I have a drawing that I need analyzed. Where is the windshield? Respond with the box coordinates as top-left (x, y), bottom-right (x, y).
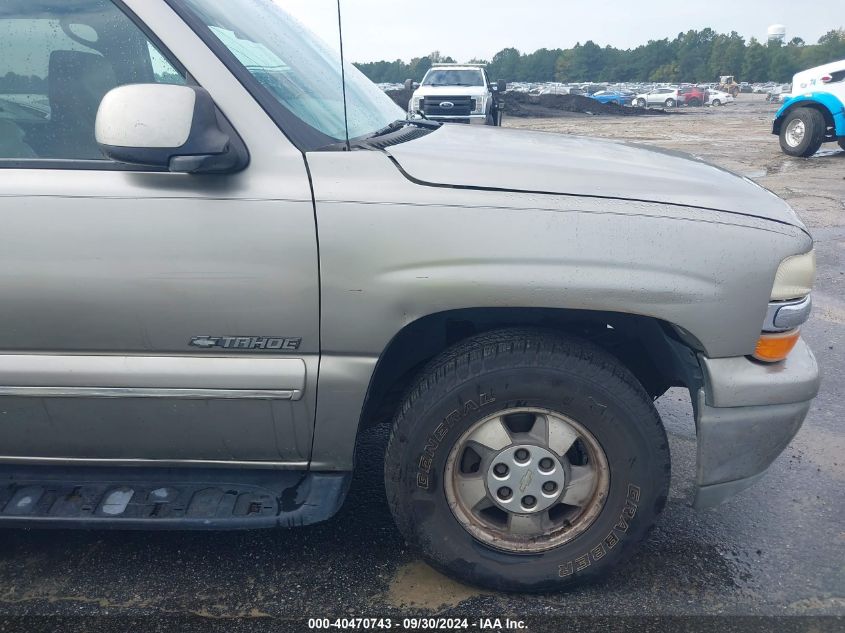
top-left (173, 0), bottom-right (403, 149)
top-left (422, 69), bottom-right (485, 87)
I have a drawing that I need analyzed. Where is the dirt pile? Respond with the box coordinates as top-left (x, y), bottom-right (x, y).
top-left (505, 92), bottom-right (668, 117)
top-left (384, 88), bottom-right (671, 118)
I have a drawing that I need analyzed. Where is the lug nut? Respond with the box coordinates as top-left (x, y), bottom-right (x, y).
top-left (522, 495), bottom-right (537, 508)
top-left (542, 481), bottom-right (558, 494)
top-left (539, 457), bottom-right (554, 472)
top-left (493, 463), bottom-right (509, 477)
top-left (498, 487), bottom-right (513, 500)
top-left (514, 448), bottom-right (530, 462)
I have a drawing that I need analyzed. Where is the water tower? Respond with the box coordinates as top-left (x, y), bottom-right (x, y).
top-left (767, 24), bottom-right (787, 43)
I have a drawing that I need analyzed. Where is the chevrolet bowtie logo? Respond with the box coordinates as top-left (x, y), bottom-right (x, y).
top-left (519, 469), bottom-right (534, 493)
top-left (190, 336), bottom-right (220, 348)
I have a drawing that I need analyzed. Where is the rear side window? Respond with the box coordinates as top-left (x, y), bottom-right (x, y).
top-left (0, 0), bottom-right (184, 162)
top-left (826, 69), bottom-right (845, 84)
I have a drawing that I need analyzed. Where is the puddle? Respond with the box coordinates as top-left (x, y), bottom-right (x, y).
top-left (383, 560), bottom-right (490, 609)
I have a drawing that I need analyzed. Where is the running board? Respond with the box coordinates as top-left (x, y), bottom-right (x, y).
top-left (0, 466), bottom-right (350, 530)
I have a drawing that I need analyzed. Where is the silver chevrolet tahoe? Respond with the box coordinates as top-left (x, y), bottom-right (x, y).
top-left (0, 0), bottom-right (820, 592)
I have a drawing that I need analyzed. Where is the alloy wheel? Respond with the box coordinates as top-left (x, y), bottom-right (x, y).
top-left (444, 407), bottom-right (610, 553)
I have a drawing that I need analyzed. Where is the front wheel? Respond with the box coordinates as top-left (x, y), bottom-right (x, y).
top-left (779, 108), bottom-right (825, 157)
top-left (486, 105), bottom-right (503, 126)
top-left (384, 330), bottom-right (671, 592)
top-left (636, 98), bottom-right (646, 108)
top-left (711, 99), bottom-right (721, 107)
top-left (664, 98), bottom-right (676, 108)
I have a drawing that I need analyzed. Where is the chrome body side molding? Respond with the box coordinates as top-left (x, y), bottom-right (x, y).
top-left (0, 387), bottom-right (301, 400)
top-left (0, 355), bottom-right (305, 400)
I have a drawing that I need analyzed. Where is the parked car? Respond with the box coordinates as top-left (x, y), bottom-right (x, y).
top-left (532, 84), bottom-right (583, 96)
top-left (580, 84), bottom-right (608, 95)
top-left (773, 59), bottom-right (845, 156)
top-left (707, 90), bottom-right (735, 106)
top-left (766, 85), bottom-right (791, 103)
top-left (409, 64), bottom-right (505, 126)
top-left (0, 0), bottom-right (820, 594)
top-left (634, 87), bottom-right (680, 107)
top-left (589, 90), bottom-right (632, 105)
top-left (679, 86), bottom-right (707, 107)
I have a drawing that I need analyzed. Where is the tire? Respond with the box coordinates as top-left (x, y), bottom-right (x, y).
top-left (636, 98), bottom-right (646, 108)
top-left (712, 99), bottom-right (721, 107)
top-left (384, 329), bottom-right (670, 592)
top-left (486, 104), bottom-right (503, 127)
top-left (688, 98), bottom-right (702, 107)
top-left (664, 98), bottom-right (676, 108)
top-left (779, 108), bottom-right (825, 157)
top-left (838, 139), bottom-right (845, 152)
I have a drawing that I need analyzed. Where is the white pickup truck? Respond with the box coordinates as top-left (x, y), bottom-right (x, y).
top-left (408, 63), bottom-right (505, 125)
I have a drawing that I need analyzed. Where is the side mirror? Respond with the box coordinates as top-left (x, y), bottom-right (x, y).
top-left (497, 80), bottom-right (507, 93)
top-left (95, 84), bottom-right (247, 174)
top-left (404, 78), bottom-right (415, 92)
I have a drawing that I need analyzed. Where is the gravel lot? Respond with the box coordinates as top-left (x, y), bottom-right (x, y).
top-left (0, 94), bottom-right (842, 632)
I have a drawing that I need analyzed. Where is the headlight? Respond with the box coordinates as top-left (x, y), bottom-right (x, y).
top-left (753, 250), bottom-right (816, 363)
top-left (473, 96), bottom-right (487, 114)
top-left (410, 97), bottom-right (422, 113)
top-left (771, 250), bottom-right (816, 300)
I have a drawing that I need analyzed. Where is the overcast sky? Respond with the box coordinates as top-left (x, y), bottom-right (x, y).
top-left (279, 0), bottom-right (841, 62)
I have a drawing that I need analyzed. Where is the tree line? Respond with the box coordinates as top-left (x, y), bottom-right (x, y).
top-left (355, 28), bottom-right (845, 84)
top-left (1, 72), bottom-right (47, 93)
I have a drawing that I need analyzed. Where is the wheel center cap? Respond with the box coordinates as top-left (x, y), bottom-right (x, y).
top-left (486, 444), bottom-right (567, 514)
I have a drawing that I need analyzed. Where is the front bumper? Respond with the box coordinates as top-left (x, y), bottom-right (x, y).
top-left (693, 338), bottom-right (820, 508)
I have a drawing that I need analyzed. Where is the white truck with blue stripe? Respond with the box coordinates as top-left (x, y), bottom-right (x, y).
top-left (773, 59), bottom-right (845, 156)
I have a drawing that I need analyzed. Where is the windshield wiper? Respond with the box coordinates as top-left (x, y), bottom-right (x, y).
top-left (367, 118), bottom-right (441, 140)
top-left (369, 119), bottom-right (410, 138)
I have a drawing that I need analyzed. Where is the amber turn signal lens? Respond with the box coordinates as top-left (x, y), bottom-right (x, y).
top-left (753, 330), bottom-right (800, 363)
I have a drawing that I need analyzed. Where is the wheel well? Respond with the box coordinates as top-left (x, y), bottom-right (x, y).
top-left (358, 308), bottom-right (704, 431)
top-left (775, 103), bottom-right (835, 138)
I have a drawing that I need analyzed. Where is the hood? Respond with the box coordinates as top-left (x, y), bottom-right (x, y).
top-left (387, 124), bottom-right (805, 229)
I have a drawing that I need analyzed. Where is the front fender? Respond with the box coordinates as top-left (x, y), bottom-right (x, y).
top-left (305, 150), bottom-right (812, 471)
top-left (773, 92), bottom-right (845, 136)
